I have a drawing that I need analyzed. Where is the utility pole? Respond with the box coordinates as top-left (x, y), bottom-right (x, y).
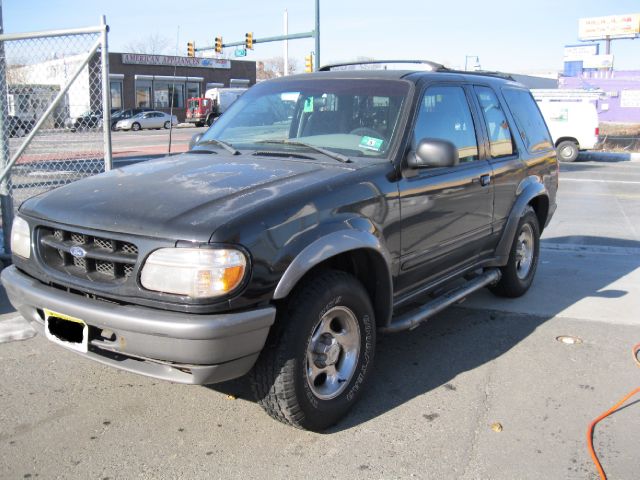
top-left (314, 0), bottom-right (320, 70)
top-left (284, 9), bottom-right (288, 76)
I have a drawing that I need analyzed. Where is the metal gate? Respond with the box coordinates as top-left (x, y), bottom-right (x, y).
top-left (0, 15), bottom-right (112, 256)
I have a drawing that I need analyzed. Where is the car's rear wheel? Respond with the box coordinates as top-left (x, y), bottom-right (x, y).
top-left (131, 122), bottom-right (141, 131)
top-left (490, 206), bottom-right (540, 298)
top-left (164, 121), bottom-right (171, 129)
top-left (251, 270), bottom-right (376, 431)
top-left (557, 140), bottom-right (579, 162)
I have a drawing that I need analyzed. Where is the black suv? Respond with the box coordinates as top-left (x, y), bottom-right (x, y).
top-left (2, 61), bottom-right (558, 431)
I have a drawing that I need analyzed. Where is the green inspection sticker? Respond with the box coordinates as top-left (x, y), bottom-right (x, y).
top-left (303, 97), bottom-right (314, 113)
top-left (359, 136), bottom-right (384, 151)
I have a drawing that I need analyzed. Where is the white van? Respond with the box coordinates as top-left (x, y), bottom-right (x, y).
top-left (535, 100), bottom-right (599, 162)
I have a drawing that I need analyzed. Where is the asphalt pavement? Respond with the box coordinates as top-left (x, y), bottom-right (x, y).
top-left (1, 151), bottom-right (639, 479)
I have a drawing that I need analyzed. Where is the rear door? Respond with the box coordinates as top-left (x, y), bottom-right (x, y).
top-left (471, 84), bottom-right (522, 250)
top-left (396, 83), bottom-right (494, 294)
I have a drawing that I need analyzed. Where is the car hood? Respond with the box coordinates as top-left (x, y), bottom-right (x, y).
top-left (21, 153), bottom-right (352, 241)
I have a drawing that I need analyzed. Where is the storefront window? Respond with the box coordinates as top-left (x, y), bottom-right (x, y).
top-left (186, 82), bottom-right (200, 100)
top-left (136, 80), bottom-right (152, 108)
top-left (110, 81), bottom-right (123, 110)
top-left (154, 81), bottom-right (184, 108)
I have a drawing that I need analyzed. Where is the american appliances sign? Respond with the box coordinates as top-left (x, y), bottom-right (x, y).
top-left (122, 53), bottom-right (231, 69)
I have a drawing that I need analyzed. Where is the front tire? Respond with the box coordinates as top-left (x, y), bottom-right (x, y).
top-left (557, 140), bottom-right (579, 162)
top-left (131, 122), bottom-right (141, 131)
top-left (490, 206), bottom-right (540, 298)
top-left (251, 270), bottom-right (376, 431)
top-left (164, 121), bottom-right (171, 129)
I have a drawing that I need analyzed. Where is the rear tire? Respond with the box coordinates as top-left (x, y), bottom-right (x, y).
top-left (557, 140), bottom-right (579, 162)
top-left (131, 122), bottom-right (141, 131)
top-left (490, 206), bottom-right (540, 298)
top-left (251, 270), bottom-right (376, 431)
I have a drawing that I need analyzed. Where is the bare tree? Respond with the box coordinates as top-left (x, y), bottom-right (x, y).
top-left (256, 56), bottom-right (299, 80)
top-left (124, 34), bottom-right (171, 55)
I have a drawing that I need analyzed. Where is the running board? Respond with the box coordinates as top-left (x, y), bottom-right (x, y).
top-left (380, 269), bottom-right (501, 333)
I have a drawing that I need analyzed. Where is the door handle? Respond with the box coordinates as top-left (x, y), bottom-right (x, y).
top-left (480, 174), bottom-right (491, 187)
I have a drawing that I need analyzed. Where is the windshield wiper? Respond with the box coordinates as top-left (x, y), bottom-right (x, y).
top-left (196, 139), bottom-right (240, 155)
top-left (256, 140), bottom-right (351, 163)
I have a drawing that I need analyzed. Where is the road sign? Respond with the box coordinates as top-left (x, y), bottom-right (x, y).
top-left (235, 48), bottom-right (247, 57)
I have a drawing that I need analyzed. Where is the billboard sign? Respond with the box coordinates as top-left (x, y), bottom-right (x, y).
top-left (582, 54), bottom-right (614, 69)
top-left (620, 90), bottom-right (640, 108)
top-left (578, 14), bottom-right (640, 40)
top-left (563, 44), bottom-right (598, 61)
top-left (122, 53), bottom-right (231, 69)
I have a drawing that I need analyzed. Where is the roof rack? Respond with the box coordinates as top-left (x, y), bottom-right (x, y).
top-left (444, 69), bottom-right (515, 81)
top-left (318, 59), bottom-right (446, 72)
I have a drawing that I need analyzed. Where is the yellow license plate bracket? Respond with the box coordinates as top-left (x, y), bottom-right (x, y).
top-left (44, 308), bottom-right (89, 353)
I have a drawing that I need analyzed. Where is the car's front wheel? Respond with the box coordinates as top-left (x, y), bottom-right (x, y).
top-left (251, 270), bottom-right (376, 431)
top-left (131, 122), bottom-right (141, 131)
top-left (164, 121), bottom-right (171, 129)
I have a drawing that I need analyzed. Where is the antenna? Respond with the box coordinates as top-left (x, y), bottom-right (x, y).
top-left (168, 25), bottom-right (179, 154)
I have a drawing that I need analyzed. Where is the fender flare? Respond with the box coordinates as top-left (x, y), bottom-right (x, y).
top-left (272, 229), bottom-right (394, 325)
top-left (493, 177), bottom-right (548, 264)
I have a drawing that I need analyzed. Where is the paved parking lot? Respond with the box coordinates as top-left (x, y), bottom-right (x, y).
top-left (1, 152), bottom-right (639, 479)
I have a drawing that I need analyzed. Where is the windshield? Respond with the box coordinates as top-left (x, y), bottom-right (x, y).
top-left (200, 79), bottom-right (410, 159)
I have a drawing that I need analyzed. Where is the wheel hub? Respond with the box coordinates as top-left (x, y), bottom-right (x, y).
top-left (312, 335), bottom-right (342, 367)
top-left (515, 224), bottom-right (534, 279)
top-left (305, 306), bottom-right (361, 400)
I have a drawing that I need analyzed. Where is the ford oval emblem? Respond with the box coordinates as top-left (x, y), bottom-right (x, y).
top-left (70, 246), bottom-right (87, 258)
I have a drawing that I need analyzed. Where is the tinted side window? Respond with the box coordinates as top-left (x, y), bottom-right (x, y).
top-left (474, 86), bottom-right (515, 158)
top-left (413, 86), bottom-right (478, 163)
top-left (502, 88), bottom-right (553, 153)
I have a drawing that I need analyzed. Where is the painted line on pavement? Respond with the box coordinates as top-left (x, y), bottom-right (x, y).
top-left (561, 178), bottom-right (640, 185)
top-left (541, 242), bottom-right (640, 256)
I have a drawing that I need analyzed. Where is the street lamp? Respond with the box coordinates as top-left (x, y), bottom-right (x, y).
top-left (464, 55), bottom-right (481, 71)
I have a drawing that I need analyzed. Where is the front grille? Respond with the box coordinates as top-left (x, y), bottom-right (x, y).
top-left (38, 227), bottom-right (138, 283)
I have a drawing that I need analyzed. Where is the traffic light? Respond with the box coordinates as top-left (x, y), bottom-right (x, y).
top-left (215, 36), bottom-right (223, 54)
top-left (245, 32), bottom-right (254, 50)
top-left (305, 54), bottom-right (313, 73)
top-left (187, 41), bottom-right (195, 57)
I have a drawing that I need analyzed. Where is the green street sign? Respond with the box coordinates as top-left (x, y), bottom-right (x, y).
top-left (235, 48), bottom-right (247, 57)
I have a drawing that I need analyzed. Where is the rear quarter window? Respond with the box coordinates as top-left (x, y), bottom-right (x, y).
top-left (502, 88), bottom-right (553, 153)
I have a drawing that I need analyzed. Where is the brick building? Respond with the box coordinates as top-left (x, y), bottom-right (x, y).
top-left (108, 53), bottom-right (256, 121)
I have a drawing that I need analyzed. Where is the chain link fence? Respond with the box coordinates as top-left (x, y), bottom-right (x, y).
top-left (3, 32), bottom-right (106, 204)
top-left (0, 20), bottom-right (111, 254)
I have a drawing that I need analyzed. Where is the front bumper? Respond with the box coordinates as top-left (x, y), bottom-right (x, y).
top-left (1, 265), bottom-right (276, 385)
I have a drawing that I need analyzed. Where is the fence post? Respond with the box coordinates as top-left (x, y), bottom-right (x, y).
top-left (0, 2), bottom-right (14, 255)
top-left (100, 15), bottom-right (112, 171)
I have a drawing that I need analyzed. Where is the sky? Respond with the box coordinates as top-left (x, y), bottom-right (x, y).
top-left (3, 0), bottom-right (640, 74)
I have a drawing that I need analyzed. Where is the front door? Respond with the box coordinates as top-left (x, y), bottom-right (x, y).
top-left (397, 84), bottom-right (494, 295)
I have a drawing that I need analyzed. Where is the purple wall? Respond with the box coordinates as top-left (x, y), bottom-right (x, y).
top-left (560, 71), bottom-right (640, 123)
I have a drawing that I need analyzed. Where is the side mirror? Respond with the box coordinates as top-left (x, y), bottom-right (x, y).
top-left (407, 138), bottom-right (459, 168)
top-left (188, 133), bottom-right (203, 150)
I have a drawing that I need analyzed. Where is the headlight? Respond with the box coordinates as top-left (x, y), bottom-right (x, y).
top-left (11, 216), bottom-right (31, 259)
top-left (140, 248), bottom-right (247, 298)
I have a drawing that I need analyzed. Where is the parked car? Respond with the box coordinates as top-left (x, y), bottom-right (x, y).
top-left (115, 111), bottom-right (178, 131)
top-left (110, 108), bottom-right (153, 130)
top-left (535, 100), bottom-right (599, 162)
top-left (2, 60), bottom-right (558, 432)
top-left (65, 110), bottom-right (102, 132)
top-left (7, 116), bottom-right (35, 138)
